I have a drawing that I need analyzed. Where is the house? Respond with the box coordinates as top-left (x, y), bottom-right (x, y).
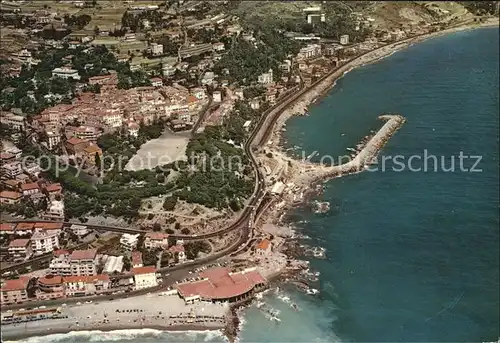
top-left (212, 42), bottom-right (225, 51)
top-left (21, 182), bottom-right (40, 197)
top-left (31, 230), bottom-right (59, 255)
top-left (70, 224), bottom-right (89, 236)
top-left (255, 239), bottom-right (272, 256)
top-left (34, 222), bottom-right (63, 235)
top-left (169, 244), bottom-right (186, 263)
top-left (212, 90), bottom-right (222, 103)
top-left (258, 69), bottom-right (273, 85)
top-left (249, 98), bottom-right (260, 110)
top-left (340, 34), bottom-right (349, 45)
top-left (127, 122), bottom-right (139, 137)
top-left (0, 112), bottom-right (25, 131)
top-left (265, 89), bottom-right (277, 104)
top-left (124, 33), bottom-right (136, 42)
top-left (297, 44), bottom-right (321, 59)
top-left (0, 278), bottom-right (29, 305)
top-left (14, 223), bottom-right (34, 236)
top-left (65, 137), bottom-right (90, 156)
top-left (131, 251), bottom-right (143, 268)
top-left (52, 67), bottom-right (80, 80)
top-left (0, 191), bottom-right (22, 204)
top-left (1, 161), bottom-right (22, 178)
top-left (120, 233), bottom-right (140, 251)
top-left (234, 88), bottom-right (244, 100)
top-left (45, 183), bottom-right (62, 198)
top-left (131, 266), bottom-right (158, 290)
top-left (83, 144), bottom-right (103, 165)
top-left (44, 200), bottom-right (65, 219)
top-left (201, 71), bottom-right (215, 86)
top-left (150, 77), bottom-right (163, 87)
top-left (63, 274), bottom-right (110, 297)
top-left (8, 239), bottom-right (32, 260)
top-left (190, 87), bottom-right (206, 100)
top-left (144, 232), bottom-right (169, 250)
top-left (0, 223), bottom-right (16, 235)
top-left (150, 42), bottom-right (163, 55)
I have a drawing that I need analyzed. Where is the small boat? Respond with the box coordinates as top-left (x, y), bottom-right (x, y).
top-left (291, 303), bottom-right (300, 311)
top-left (346, 147), bottom-right (356, 152)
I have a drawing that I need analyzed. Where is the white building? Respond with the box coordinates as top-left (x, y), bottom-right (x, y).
top-left (212, 90), bottom-right (222, 103)
top-left (70, 224), bottom-right (89, 236)
top-left (1, 161), bottom-right (22, 178)
top-left (340, 34), bottom-right (349, 45)
top-left (132, 266), bottom-right (158, 290)
top-left (243, 120), bottom-right (252, 131)
top-left (8, 239), bottom-right (32, 260)
top-left (52, 67), bottom-right (81, 80)
top-left (46, 131), bottom-right (61, 150)
top-left (150, 77), bottom-right (163, 87)
top-left (46, 200), bottom-right (65, 219)
top-left (297, 44), bottom-right (322, 59)
top-left (271, 181), bottom-right (286, 195)
top-left (0, 112), bottom-right (25, 131)
top-left (162, 64), bottom-right (176, 77)
top-left (150, 43), bottom-right (163, 55)
top-left (120, 233), bottom-right (140, 251)
top-left (31, 230), bottom-right (59, 255)
top-left (144, 232), bottom-right (169, 250)
top-left (201, 71), bottom-right (215, 86)
top-left (258, 69), bottom-right (273, 85)
top-left (190, 87), bottom-right (206, 100)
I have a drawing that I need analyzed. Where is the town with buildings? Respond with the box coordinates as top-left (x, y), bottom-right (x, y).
top-left (0, 0), bottom-right (497, 341)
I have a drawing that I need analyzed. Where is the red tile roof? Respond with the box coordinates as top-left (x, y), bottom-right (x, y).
top-left (45, 183), bottom-right (62, 193)
top-left (256, 239), bottom-right (270, 250)
top-left (9, 239), bottom-right (30, 248)
top-left (62, 274), bottom-right (110, 284)
top-left (131, 251), bottom-right (143, 265)
top-left (70, 248), bottom-right (97, 260)
top-left (53, 249), bottom-right (69, 257)
top-left (176, 268), bottom-right (266, 301)
top-left (0, 190), bottom-right (22, 199)
top-left (21, 182), bottom-right (39, 191)
top-left (145, 232), bottom-right (168, 240)
top-left (15, 223), bottom-right (35, 230)
top-left (131, 266), bottom-right (156, 275)
top-left (0, 152), bottom-right (15, 160)
top-left (66, 137), bottom-right (87, 145)
top-left (0, 278), bottom-right (28, 292)
top-left (0, 223), bottom-right (15, 232)
top-left (35, 222), bottom-right (63, 230)
top-left (38, 275), bottom-right (63, 286)
top-left (169, 245), bottom-right (185, 253)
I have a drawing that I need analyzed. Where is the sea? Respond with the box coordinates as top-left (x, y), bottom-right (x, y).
top-left (9, 27), bottom-right (499, 343)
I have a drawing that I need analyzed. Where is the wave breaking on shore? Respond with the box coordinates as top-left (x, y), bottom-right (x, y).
top-left (5, 328), bottom-right (227, 343)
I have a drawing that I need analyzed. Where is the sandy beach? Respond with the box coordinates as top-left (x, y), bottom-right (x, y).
top-left (1, 292), bottom-right (229, 341)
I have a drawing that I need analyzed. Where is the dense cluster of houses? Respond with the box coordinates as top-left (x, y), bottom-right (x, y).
top-left (0, 244), bottom-right (162, 306)
top-left (0, 144), bottom-right (65, 218)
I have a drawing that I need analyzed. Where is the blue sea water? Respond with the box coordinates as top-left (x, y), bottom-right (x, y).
top-left (12, 27), bottom-right (499, 343)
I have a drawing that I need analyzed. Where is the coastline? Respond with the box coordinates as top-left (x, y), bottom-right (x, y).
top-left (2, 324), bottom-right (225, 342)
top-left (269, 18), bottom-right (499, 146)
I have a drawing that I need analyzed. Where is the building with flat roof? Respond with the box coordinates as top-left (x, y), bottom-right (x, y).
top-left (131, 266), bottom-right (158, 290)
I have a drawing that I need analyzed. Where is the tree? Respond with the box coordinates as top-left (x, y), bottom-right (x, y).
top-left (174, 222), bottom-right (181, 231)
top-left (94, 25), bottom-right (100, 36)
top-left (152, 223), bottom-right (161, 231)
top-left (95, 152), bottom-right (101, 169)
top-left (181, 227), bottom-right (190, 235)
top-left (162, 196), bottom-right (177, 211)
top-left (122, 255), bottom-right (131, 271)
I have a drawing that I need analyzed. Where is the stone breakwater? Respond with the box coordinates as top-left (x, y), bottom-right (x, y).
top-left (293, 114), bottom-right (407, 186)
